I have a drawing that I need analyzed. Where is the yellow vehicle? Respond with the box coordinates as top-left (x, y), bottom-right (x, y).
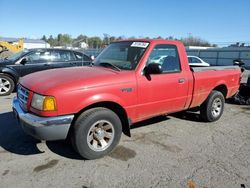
top-left (0, 39), bottom-right (23, 58)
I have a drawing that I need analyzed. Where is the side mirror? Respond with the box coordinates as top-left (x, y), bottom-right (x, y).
top-left (20, 58), bottom-right (28, 65)
top-left (144, 63), bottom-right (163, 75)
top-left (233, 59), bottom-right (245, 67)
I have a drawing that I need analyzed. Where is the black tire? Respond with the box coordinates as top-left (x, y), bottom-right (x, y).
top-left (0, 74), bottom-right (15, 96)
top-left (200, 90), bottom-right (225, 122)
top-left (71, 107), bottom-right (122, 159)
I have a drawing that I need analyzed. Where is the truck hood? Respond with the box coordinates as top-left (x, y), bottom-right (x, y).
top-left (20, 66), bottom-right (133, 94)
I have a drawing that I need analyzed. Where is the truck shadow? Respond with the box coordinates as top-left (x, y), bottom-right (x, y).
top-left (46, 116), bottom-right (172, 160)
top-left (131, 116), bottom-right (170, 129)
top-left (0, 112), bottom-right (81, 159)
top-left (0, 112), bottom-right (42, 155)
top-left (131, 111), bottom-right (203, 125)
top-left (0, 110), bottom-right (204, 160)
top-left (46, 141), bottom-right (83, 160)
top-left (225, 98), bottom-right (239, 105)
top-left (170, 111), bottom-right (203, 122)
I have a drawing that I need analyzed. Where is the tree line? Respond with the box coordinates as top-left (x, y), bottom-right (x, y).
top-left (41, 34), bottom-right (217, 48)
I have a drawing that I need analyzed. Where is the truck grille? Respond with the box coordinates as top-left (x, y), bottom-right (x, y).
top-left (17, 84), bottom-right (30, 111)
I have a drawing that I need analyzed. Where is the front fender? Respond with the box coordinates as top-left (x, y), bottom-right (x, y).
top-left (0, 67), bottom-right (19, 82)
top-left (75, 93), bottom-right (127, 112)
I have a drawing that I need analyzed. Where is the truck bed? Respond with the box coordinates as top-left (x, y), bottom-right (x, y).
top-left (189, 66), bottom-right (241, 108)
top-left (192, 65), bottom-right (239, 72)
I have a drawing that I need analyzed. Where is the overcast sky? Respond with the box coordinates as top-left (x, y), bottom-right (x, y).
top-left (0, 0), bottom-right (249, 45)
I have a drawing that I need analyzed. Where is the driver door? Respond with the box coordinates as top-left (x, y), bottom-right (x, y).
top-left (136, 44), bottom-right (189, 120)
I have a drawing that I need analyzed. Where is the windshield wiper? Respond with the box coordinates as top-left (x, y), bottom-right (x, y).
top-left (99, 62), bottom-right (121, 71)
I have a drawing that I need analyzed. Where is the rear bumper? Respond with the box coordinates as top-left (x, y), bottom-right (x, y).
top-left (12, 97), bottom-right (74, 141)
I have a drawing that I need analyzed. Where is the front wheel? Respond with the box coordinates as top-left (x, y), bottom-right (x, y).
top-left (0, 74), bottom-right (15, 96)
top-left (200, 91), bottom-right (225, 122)
top-left (71, 107), bottom-right (122, 159)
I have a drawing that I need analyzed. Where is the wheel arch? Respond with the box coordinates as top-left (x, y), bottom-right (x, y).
top-left (198, 84), bottom-right (228, 108)
top-left (212, 84), bottom-right (228, 98)
top-left (70, 101), bottom-right (131, 138)
top-left (0, 67), bottom-right (19, 83)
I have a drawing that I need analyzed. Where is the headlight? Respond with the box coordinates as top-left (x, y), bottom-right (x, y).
top-left (31, 93), bottom-right (57, 111)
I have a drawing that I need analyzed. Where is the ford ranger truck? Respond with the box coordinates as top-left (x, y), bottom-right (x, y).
top-left (12, 39), bottom-right (241, 159)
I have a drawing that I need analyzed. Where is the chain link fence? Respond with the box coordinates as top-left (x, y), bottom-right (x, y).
top-left (186, 48), bottom-right (250, 69)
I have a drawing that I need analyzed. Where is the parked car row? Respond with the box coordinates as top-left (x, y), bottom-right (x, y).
top-left (188, 56), bottom-right (210, 67)
top-left (0, 48), bottom-right (92, 96)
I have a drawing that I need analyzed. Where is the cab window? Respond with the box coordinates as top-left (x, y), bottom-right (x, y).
top-left (147, 44), bottom-right (181, 73)
top-left (191, 57), bottom-right (201, 64)
top-left (51, 50), bottom-right (76, 62)
top-left (25, 51), bottom-right (51, 63)
top-left (74, 52), bottom-right (91, 61)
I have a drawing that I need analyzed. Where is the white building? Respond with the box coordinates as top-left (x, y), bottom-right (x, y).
top-left (0, 37), bottom-right (50, 49)
top-left (186, 46), bottom-right (215, 50)
top-left (80, 41), bottom-right (88, 49)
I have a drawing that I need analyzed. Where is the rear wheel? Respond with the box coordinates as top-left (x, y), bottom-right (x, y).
top-left (200, 90), bottom-right (225, 122)
top-left (71, 107), bottom-right (122, 159)
top-left (0, 74), bottom-right (15, 96)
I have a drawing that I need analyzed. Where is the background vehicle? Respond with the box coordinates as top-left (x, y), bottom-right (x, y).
top-left (0, 38), bottom-right (23, 59)
top-left (188, 55), bottom-right (210, 67)
top-left (0, 48), bottom-right (92, 96)
top-left (150, 55), bottom-right (167, 64)
top-left (13, 39), bottom-right (241, 159)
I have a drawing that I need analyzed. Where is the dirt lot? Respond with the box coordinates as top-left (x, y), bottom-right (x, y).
top-left (0, 92), bottom-right (250, 188)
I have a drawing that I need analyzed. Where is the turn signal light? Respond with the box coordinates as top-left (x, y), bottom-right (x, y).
top-left (43, 96), bottom-right (57, 111)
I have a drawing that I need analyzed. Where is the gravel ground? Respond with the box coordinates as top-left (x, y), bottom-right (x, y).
top-left (0, 92), bottom-right (250, 188)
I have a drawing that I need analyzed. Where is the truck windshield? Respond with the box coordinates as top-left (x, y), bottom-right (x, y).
top-left (93, 41), bottom-right (149, 70)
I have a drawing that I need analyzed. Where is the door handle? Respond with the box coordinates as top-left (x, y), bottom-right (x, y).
top-left (178, 78), bottom-right (185, 83)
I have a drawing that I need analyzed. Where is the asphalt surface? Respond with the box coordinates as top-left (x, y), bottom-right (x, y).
top-left (0, 92), bottom-right (250, 188)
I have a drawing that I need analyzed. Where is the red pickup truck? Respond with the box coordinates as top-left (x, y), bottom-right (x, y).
top-left (13, 39), bottom-right (241, 159)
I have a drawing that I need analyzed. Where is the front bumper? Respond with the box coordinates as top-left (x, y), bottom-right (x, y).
top-left (12, 97), bottom-right (74, 141)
